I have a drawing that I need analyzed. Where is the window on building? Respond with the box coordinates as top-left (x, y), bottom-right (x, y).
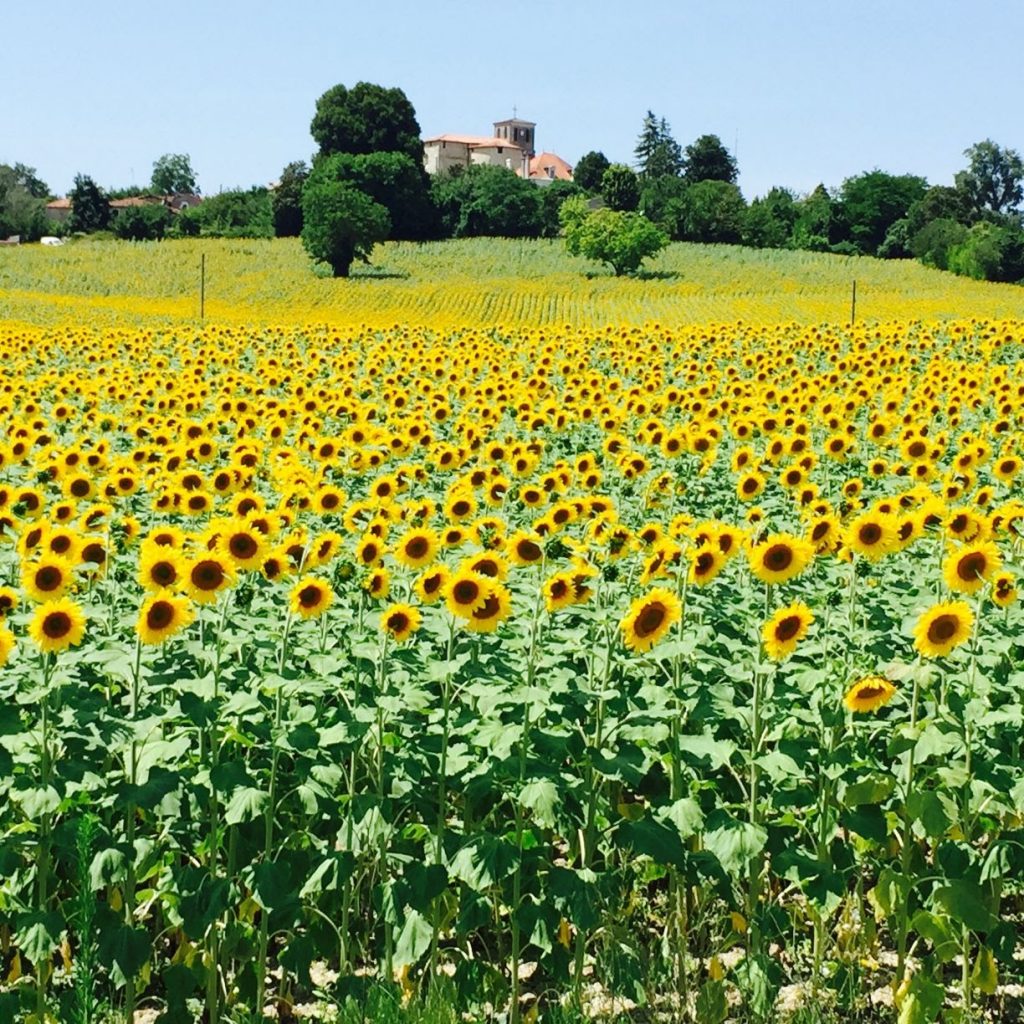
top-left (497, 147), bottom-right (503, 153)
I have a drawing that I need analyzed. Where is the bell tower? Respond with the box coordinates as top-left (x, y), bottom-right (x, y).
top-left (493, 113), bottom-right (536, 159)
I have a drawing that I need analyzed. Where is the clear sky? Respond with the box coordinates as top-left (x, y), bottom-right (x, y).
top-left (3, 0), bottom-right (1020, 200)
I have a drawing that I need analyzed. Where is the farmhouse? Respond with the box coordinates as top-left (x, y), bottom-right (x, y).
top-left (424, 116), bottom-right (573, 182)
top-left (44, 192), bottom-right (203, 224)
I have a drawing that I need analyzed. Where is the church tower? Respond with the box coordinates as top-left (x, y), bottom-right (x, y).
top-left (493, 115), bottom-right (536, 160)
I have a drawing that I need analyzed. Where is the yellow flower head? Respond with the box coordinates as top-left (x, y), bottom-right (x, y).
top-left (29, 598), bottom-right (87, 653)
top-left (762, 602), bottom-right (814, 661)
top-left (843, 675), bottom-right (896, 713)
top-left (137, 592), bottom-right (194, 645)
top-left (747, 533), bottom-right (814, 585)
top-left (913, 601), bottom-right (973, 658)
top-left (621, 587), bottom-right (682, 653)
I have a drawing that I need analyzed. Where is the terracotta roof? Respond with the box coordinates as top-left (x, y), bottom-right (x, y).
top-left (110, 196), bottom-right (164, 208)
top-left (46, 198), bottom-right (72, 209)
top-left (424, 133), bottom-right (522, 150)
top-left (529, 152), bottom-right (573, 181)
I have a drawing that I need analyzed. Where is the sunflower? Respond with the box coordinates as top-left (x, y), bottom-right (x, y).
top-left (689, 546), bottom-right (725, 587)
top-left (0, 625), bottom-right (13, 666)
top-left (415, 564), bottom-right (450, 605)
top-left (393, 527), bottom-right (438, 570)
top-left (942, 541), bottom-right (1000, 595)
top-left (138, 546), bottom-right (187, 592)
top-left (506, 530), bottom-right (544, 567)
top-left (444, 570), bottom-right (492, 618)
top-left (992, 572), bottom-right (1017, 608)
top-left (913, 601), bottom-right (973, 658)
top-left (621, 587), bottom-right (682, 653)
top-left (806, 513), bottom-right (840, 553)
top-left (0, 586), bottom-right (18, 618)
top-left (761, 602), bottom-right (814, 661)
top-left (28, 597), bottom-right (87, 653)
top-left (307, 530), bottom-right (342, 568)
top-left (461, 552), bottom-right (508, 581)
top-left (44, 527), bottom-right (81, 561)
top-left (464, 582), bottom-right (512, 633)
top-left (137, 592), bottom-right (194, 645)
top-left (844, 512), bottom-right (897, 562)
top-left (736, 471), bottom-right (765, 502)
top-left (21, 556), bottom-right (74, 603)
top-left (355, 534), bottom-right (385, 568)
top-left (289, 576), bottom-right (334, 619)
top-left (380, 602), bottom-right (421, 642)
top-left (747, 533), bottom-right (814, 585)
top-left (220, 522), bottom-right (268, 571)
top-left (363, 568), bottom-right (390, 601)
top-left (186, 556), bottom-right (234, 605)
top-left (843, 676), bottom-right (896, 714)
top-left (543, 571), bottom-right (577, 612)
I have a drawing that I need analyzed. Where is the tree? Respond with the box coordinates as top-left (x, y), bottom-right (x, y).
top-left (910, 218), bottom-right (968, 270)
top-left (68, 174), bottom-right (110, 233)
top-left (905, 185), bottom-right (973, 236)
top-left (151, 153), bottom-right (198, 195)
top-left (955, 140), bottom-right (1024, 219)
top-left (301, 177), bottom-right (390, 277)
top-left (836, 170), bottom-right (928, 255)
top-left (673, 180), bottom-right (746, 243)
top-left (601, 163), bottom-right (640, 212)
top-left (170, 188), bottom-right (273, 238)
top-left (574, 151), bottom-right (610, 193)
top-left (0, 165), bottom-right (48, 240)
top-left (272, 161), bottom-right (309, 237)
top-left (431, 165), bottom-right (544, 238)
top-left (12, 163), bottom-right (49, 199)
top-left (560, 196), bottom-right (668, 276)
top-left (311, 82), bottom-right (424, 167)
top-left (635, 111), bottom-right (683, 179)
top-left (791, 184), bottom-right (836, 251)
top-left (538, 179), bottom-right (584, 237)
top-left (742, 187), bottom-right (797, 249)
top-left (682, 134), bottom-right (738, 184)
top-left (639, 175), bottom-right (689, 234)
top-left (112, 204), bottom-right (172, 241)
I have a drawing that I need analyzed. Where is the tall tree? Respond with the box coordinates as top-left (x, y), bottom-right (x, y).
top-left (634, 112), bottom-right (683, 179)
top-left (601, 164), bottom-right (640, 212)
top-left (682, 134), bottom-right (738, 184)
top-left (272, 161), bottom-right (309, 237)
top-left (837, 170), bottom-right (928, 255)
top-left (68, 174), bottom-right (110, 233)
top-left (955, 140), bottom-right (1024, 218)
top-left (574, 151), bottom-right (610, 193)
top-left (151, 153), bottom-right (198, 195)
top-left (0, 165), bottom-right (48, 240)
top-left (311, 82), bottom-right (424, 167)
top-left (301, 176), bottom-right (390, 277)
top-left (12, 163), bottom-right (49, 199)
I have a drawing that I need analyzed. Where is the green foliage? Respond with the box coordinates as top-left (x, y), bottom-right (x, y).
top-left (638, 174), bottom-right (689, 233)
top-left (561, 196), bottom-right (668, 274)
top-left (68, 174), bottom-right (111, 234)
top-left (790, 184), bottom-right (836, 252)
top-left (955, 138), bottom-right (1024, 218)
top-left (682, 133), bottom-right (738, 184)
top-left (837, 170), bottom-right (928, 255)
top-left (947, 221), bottom-right (1024, 282)
top-left (431, 165), bottom-right (544, 239)
top-left (600, 163), bottom-right (640, 212)
top-left (171, 187), bottom-right (273, 238)
top-left (12, 162), bottom-right (50, 199)
top-left (272, 161), bottom-right (309, 238)
top-left (150, 153), bottom-right (198, 195)
top-left (311, 81), bottom-right (425, 167)
top-left (672, 180), bottom-right (746, 244)
top-left (572, 150), bottom-right (610, 193)
top-left (0, 164), bottom-right (49, 240)
top-left (537, 179), bottom-right (584, 238)
top-left (742, 187), bottom-right (797, 249)
top-left (910, 217), bottom-right (968, 270)
top-left (634, 110), bottom-right (683, 179)
top-left (301, 176), bottom-right (390, 276)
top-left (112, 203), bottom-right (172, 241)
top-left (905, 184), bottom-right (973, 237)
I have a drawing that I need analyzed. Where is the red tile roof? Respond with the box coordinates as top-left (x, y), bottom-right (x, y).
top-left (529, 152), bottom-right (573, 181)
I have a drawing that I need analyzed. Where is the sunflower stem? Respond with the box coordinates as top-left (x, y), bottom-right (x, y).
top-left (895, 661), bottom-right (922, 991)
top-left (36, 652), bottom-right (54, 1023)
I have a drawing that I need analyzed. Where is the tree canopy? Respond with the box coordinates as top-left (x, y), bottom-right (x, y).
top-left (68, 174), bottom-right (110, 233)
top-left (301, 176), bottom-right (390, 277)
top-left (634, 111), bottom-right (683, 179)
top-left (955, 139), bottom-right (1023, 218)
top-left (272, 161), bottom-right (309, 237)
top-left (311, 82), bottom-right (424, 167)
top-left (151, 153), bottom-right (198, 195)
top-left (601, 163), bottom-right (640, 212)
top-left (431, 165), bottom-right (544, 239)
top-left (837, 170), bottom-right (928, 255)
top-left (573, 151), bottom-right (610, 193)
top-left (683, 134), bottom-right (738, 184)
top-left (0, 164), bottom-right (49, 240)
top-left (560, 197), bottom-right (667, 276)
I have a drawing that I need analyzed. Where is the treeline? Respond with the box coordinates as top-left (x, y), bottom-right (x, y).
top-left (4, 85), bottom-right (1022, 284)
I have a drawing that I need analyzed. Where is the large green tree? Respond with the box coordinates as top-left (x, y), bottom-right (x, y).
top-left (0, 165), bottom-right (49, 240)
top-left (742, 187), bottom-right (797, 249)
top-left (151, 153), bottom-right (198, 194)
top-left (837, 170), bottom-right (928, 255)
top-left (560, 196), bottom-right (667, 276)
top-left (634, 111), bottom-right (683, 179)
top-left (431, 165), bottom-right (544, 238)
top-left (673, 180), bottom-right (746, 243)
top-left (68, 174), bottom-right (110, 233)
top-left (682, 134), bottom-right (738, 184)
top-left (955, 140), bottom-right (1024, 219)
top-left (601, 163), bottom-right (640, 212)
top-left (790, 185), bottom-right (836, 251)
top-left (300, 176), bottom-right (390, 277)
top-left (573, 150), bottom-right (610, 193)
top-left (311, 82), bottom-right (424, 167)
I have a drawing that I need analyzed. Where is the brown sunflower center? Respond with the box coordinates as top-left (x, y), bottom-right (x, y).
top-left (927, 614), bottom-right (958, 644)
top-left (763, 544), bottom-right (794, 572)
top-left (42, 611), bottom-right (72, 639)
top-left (452, 580), bottom-right (480, 605)
top-left (82, 544), bottom-right (105, 565)
top-left (858, 524), bottom-right (882, 546)
top-left (695, 552), bottom-right (716, 576)
top-left (473, 559), bottom-right (499, 578)
top-left (151, 561), bottom-right (177, 585)
top-left (549, 579), bottom-right (568, 599)
top-left (405, 536), bottom-right (429, 559)
top-left (192, 561), bottom-right (225, 590)
top-left (856, 684), bottom-right (885, 701)
top-left (517, 539), bottom-right (542, 562)
top-left (956, 553), bottom-right (986, 582)
top-left (423, 573), bottom-right (443, 595)
top-left (50, 537), bottom-right (72, 554)
top-left (70, 479), bottom-right (91, 497)
top-left (812, 522), bottom-right (830, 541)
top-left (229, 534), bottom-right (258, 560)
top-left (146, 601), bottom-right (175, 630)
top-left (472, 595), bottom-right (501, 620)
top-left (387, 611), bottom-right (410, 633)
top-left (634, 601), bottom-right (667, 638)
top-left (36, 566), bottom-right (63, 591)
top-left (298, 585), bottom-right (322, 608)
top-left (774, 615), bottom-right (802, 642)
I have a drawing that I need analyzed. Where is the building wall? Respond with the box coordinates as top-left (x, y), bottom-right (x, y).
top-left (424, 141), bottom-right (471, 176)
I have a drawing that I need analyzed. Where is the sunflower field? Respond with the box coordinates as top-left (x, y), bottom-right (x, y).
top-left (2, 240), bottom-right (1024, 1024)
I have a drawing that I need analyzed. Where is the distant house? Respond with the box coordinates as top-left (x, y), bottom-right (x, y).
top-left (424, 116), bottom-right (572, 184)
top-left (44, 192), bottom-right (202, 224)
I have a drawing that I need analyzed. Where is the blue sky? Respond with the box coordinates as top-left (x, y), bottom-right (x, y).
top-left (3, 0), bottom-right (1020, 199)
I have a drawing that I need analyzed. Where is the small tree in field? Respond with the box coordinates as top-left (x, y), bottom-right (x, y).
top-left (560, 196), bottom-right (668, 276)
top-left (301, 178), bottom-right (390, 277)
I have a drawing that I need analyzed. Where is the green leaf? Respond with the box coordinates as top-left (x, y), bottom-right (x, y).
top-left (703, 812), bottom-right (767, 878)
top-left (519, 778), bottom-right (559, 828)
top-left (842, 774), bottom-right (895, 806)
top-left (907, 790), bottom-right (955, 838)
top-left (910, 910), bottom-right (959, 962)
top-left (971, 945), bottom-right (998, 995)
top-left (224, 786), bottom-right (269, 825)
top-left (933, 879), bottom-right (997, 933)
top-left (393, 909), bottom-right (433, 970)
top-left (448, 836), bottom-right (518, 890)
top-left (679, 732), bottom-right (735, 769)
top-left (897, 973), bottom-right (944, 1024)
top-left (661, 797), bottom-right (704, 840)
top-left (14, 911), bottom-right (64, 964)
top-left (614, 815), bottom-right (686, 867)
top-left (695, 980), bottom-right (728, 1024)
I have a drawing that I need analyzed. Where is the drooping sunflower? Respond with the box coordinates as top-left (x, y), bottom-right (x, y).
top-left (444, 570), bottom-right (492, 619)
top-left (138, 546), bottom-right (187, 592)
top-left (363, 568), bottom-right (391, 601)
top-left (992, 572), bottom-right (1017, 608)
top-left (464, 582), bottom-right (512, 634)
top-left (621, 587), bottom-right (682, 653)
top-left (0, 625), bottom-right (14, 666)
top-left (913, 601), bottom-right (973, 658)
top-left (185, 556), bottom-right (234, 605)
top-left (942, 541), bottom-right (1000, 595)
top-left (289, 576), bottom-right (334, 619)
top-left (843, 676), bottom-right (896, 714)
top-left (747, 533), bottom-right (814, 585)
top-left (393, 527), bottom-right (438, 570)
top-left (761, 602), bottom-right (814, 661)
top-left (137, 592), bottom-right (194, 645)
top-left (689, 546), bottom-right (725, 587)
top-left (380, 603), bottom-right (422, 643)
top-left (28, 597), bottom-right (87, 653)
top-left (21, 556), bottom-right (74, 603)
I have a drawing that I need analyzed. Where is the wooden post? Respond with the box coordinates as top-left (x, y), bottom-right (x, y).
top-left (200, 253), bottom-right (206, 320)
top-left (850, 279), bottom-right (857, 324)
